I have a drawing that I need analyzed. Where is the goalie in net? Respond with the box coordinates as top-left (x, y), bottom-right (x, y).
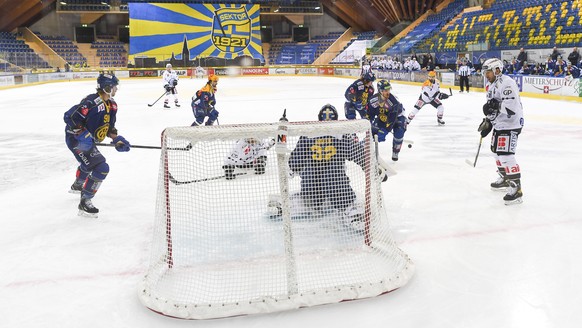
top-left (268, 104), bottom-right (373, 231)
top-left (139, 108), bottom-right (414, 319)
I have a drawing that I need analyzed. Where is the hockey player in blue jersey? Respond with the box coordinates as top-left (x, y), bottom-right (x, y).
top-left (344, 71), bottom-right (376, 119)
top-left (191, 74), bottom-right (219, 126)
top-left (367, 79), bottom-right (408, 161)
top-left (64, 72), bottom-right (131, 217)
top-left (286, 104), bottom-right (366, 231)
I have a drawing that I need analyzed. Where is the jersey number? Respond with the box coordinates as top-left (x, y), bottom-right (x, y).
top-left (310, 144), bottom-right (337, 161)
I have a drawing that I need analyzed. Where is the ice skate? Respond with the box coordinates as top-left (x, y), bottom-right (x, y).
top-left (223, 165), bottom-right (236, 180)
top-left (503, 180), bottom-right (523, 205)
top-left (163, 103), bottom-right (170, 109)
top-left (437, 117), bottom-right (445, 125)
top-left (391, 151), bottom-right (399, 161)
top-left (175, 102), bottom-right (180, 107)
top-left (267, 194), bottom-right (283, 217)
top-left (69, 181), bottom-right (83, 194)
top-left (78, 197), bottom-right (99, 218)
top-left (490, 174), bottom-right (509, 191)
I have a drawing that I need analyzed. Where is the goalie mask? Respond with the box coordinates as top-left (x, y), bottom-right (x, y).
top-left (318, 104), bottom-right (338, 121)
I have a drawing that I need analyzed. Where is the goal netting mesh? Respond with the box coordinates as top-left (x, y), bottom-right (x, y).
top-left (138, 119), bottom-right (414, 319)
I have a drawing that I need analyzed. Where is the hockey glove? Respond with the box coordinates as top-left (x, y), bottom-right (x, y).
top-left (482, 98), bottom-right (500, 116)
top-left (164, 84), bottom-right (172, 92)
top-left (112, 135), bottom-right (131, 152)
top-left (478, 118), bottom-right (493, 138)
top-left (438, 93), bottom-right (449, 100)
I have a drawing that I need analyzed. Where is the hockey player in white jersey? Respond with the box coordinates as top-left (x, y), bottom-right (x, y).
top-left (162, 63), bottom-right (180, 108)
top-left (407, 70), bottom-right (448, 125)
top-left (223, 138), bottom-right (275, 180)
top-left (194, 65), bottom-right (205, 79)
top-left (477, 58), bottom-right (524, 205)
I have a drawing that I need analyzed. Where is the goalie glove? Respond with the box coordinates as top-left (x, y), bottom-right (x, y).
top-left (482, 98), bottom-right (500, 116)
top-left (478, 118), bottom-right (493, 138)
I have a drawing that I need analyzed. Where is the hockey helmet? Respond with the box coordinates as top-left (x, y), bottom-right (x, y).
top-left (166, 63), bottom-right (172, 69)
top-left (482, 58), bottom-right (503, 75)
top-left (428, 70), bottom-right (437, 78)
top-left (362, 71), bottom-right (376, 82)
top-left (318, 104), bottom-right (338, 121)
top-left (208, 74), bottom-right (219, 83)
top-left (97, 72), bottom-right (119, 93)
top-left (377, 79), bottom-right (392, 92)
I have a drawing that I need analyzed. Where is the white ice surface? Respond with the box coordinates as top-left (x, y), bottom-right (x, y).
top-left (1, 76), bottom-right (582, 327)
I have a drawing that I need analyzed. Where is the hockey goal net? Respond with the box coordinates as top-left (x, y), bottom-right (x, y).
top-left (139, 119), bottom-right (414, 319)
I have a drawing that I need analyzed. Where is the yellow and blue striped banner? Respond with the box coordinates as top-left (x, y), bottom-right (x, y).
top-left (129, 3), bottom-right (263, 62)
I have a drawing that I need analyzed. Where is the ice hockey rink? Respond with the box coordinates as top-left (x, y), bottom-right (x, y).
top-left (1, 75), bottom-right (582, 328)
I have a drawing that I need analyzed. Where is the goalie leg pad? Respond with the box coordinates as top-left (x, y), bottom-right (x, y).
top-left (342, 202), bottom-right (365, 232)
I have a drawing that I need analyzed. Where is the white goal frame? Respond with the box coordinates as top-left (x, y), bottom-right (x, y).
top-left (138, 119), bottom-right (414, 319)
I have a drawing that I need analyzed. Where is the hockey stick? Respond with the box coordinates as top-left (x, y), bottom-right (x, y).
top-left (147, 91), bottom-right (167, 107)
top-left (168, 172), bottom-right (247, 185)
top-left (449, 87), bottom-right (453, 96)
top-left (465, 136), bottom-right (483, 167)
top-left (95, 142), bottom-right (192, 151)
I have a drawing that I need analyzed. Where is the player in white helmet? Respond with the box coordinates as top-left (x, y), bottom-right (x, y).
top-left (162, 63), bottom-right (180, 108)
top-left (477, 58), bottom-right (525, 205)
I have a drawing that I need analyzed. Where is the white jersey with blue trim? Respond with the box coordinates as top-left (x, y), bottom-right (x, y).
top-left (485, 74), bottom-right (524, 131)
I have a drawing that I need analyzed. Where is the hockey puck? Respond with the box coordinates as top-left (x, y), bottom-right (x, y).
top-left (408, 144), bottom-right (412, 148)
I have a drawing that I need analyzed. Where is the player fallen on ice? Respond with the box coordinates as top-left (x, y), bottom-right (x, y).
top-left (407, 70), bottom-right (448, 125)
top-left (344, 71), bottom-right (376, 119)
top-left (367, 79), bottom-right (408, 162)
top-left (162, 63), bottom-right (180, 108)
top-left (478, 58), bottom-right (525, 205)
top-left (191, 74), bottom-right (219, 126)
top-left (269, 104), bottom-right (367, 232)
top-left (64, 72), bottom-right (131, 217)
top-left (223, 138), bottom-right (275, 180)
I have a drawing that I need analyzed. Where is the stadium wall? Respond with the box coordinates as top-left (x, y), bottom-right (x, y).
top-left (0, 67), bottom-right (580, 100)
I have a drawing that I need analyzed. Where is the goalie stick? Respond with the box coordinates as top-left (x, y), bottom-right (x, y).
top-left (465, 136), bottom-right (483, 167)
top-left (147, 91), bottom-right (167, 107)
top-left (95, 142), bottom-right (192, 151)
top-left (168, 172), bottom-right (247, 185)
